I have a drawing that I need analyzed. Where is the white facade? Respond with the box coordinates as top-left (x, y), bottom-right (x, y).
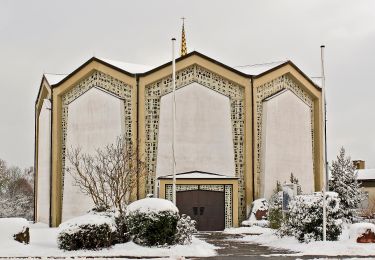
top-left (36, 99), bottom-right (51, 224)
top-left (62, 87), bottom-right (125, 221)
top-left (260, 90), bottom-right (314, 198)
top-left (156, 82), bottom-right (236, 177)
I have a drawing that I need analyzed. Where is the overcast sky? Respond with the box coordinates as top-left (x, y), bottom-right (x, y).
top-left (0, 0), bottom-right (374, 169)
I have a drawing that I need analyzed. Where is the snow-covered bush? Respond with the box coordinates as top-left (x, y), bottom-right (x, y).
top-left (330, 147), bottom-right (365, 223)
top-left (57, 211), bottom-right (116, 250)
top-left (268, 191), bottom-right (283, 229)
top-left (173, 214), bottom-right (196, 245)
top-left (0, 218), bottom-right (29, 244)
top-left (125, 198), bottom-right (179, 246)
top-left (279, 192), bottom-right (343, 242)
top-left (113, 213), bottom-right (131, 244)
top-left (242, 198), bottom-right (269, 227)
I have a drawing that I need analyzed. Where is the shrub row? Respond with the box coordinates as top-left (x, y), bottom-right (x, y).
top-left (57, 198), bottom-right (196, 250)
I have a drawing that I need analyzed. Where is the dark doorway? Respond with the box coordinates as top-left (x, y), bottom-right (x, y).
top-left (176, 190), bottom-right (225, 231)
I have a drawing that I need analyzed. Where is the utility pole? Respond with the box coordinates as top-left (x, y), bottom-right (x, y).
top-left (171, 38), bottom-right (177, 205)
top-left (321, 45), bottom-right (327, 241)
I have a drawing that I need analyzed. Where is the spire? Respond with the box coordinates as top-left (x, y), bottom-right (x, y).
top-left (180, 17), bottom-right (187, 57)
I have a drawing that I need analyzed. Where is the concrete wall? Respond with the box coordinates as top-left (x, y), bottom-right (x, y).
top-left (260, 90), bottom-right (314, 198)
top-left (36, 99), bottom-right (51, 224)
top-left (156, 82), bottom-right (235, 177)
top-left (62, 87), bottom-right (125, 221)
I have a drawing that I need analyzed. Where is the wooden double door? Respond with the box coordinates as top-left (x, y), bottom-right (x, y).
top-left (176, 190), bottom-right (225, 231)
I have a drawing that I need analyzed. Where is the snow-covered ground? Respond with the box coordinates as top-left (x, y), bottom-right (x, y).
top-left (224, 225), bottom-right (375, 256)
top-left (0, 223), bottom-right (217, 258)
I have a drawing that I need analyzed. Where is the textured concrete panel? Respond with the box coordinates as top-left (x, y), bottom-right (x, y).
top-left (156, 82), bottom-right (235, 178)
top-left (37, 99), bottom-right (51, 224)
top-left (62, 87), bottom-right (124, 222)
top-left (261, 90), bottom-right (314, 198)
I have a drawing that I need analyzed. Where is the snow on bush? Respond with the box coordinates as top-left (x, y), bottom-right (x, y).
top-left (349, 223), bottom-right (375, 241)
top-left (279, 192), bottom-right (343, 243)
top-left (57, 211), bottom-right (116, 250)
top-left (125, 198), bottom-right (179, 246)
top-left (173, 214), bottom-right (197, 245)
top-left (0, 218), bottom-right (29, 242)
top-left (242, 198), bottom-right (269, 227)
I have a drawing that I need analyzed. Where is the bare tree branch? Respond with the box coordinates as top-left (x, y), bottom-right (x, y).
top-left (66, 136), bottom-right (146, 214)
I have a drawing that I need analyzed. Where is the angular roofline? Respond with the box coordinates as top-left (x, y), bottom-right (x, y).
top-left (40, 51), bottom-right (321, 94)
top-left (35, 75), bottom-right (50, 105)
top-left (253, 60), bottom-right (321, 90)
top-left (51, 57), bottom-right (137, 88)
top-left (141, 51), bottom-right (250, 78)
top-left (157, 170), bottom-right (239, 179)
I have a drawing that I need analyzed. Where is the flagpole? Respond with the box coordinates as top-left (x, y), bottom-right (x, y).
top-left (321, 45), bottom-right (327, 241)
top-left (171, 38), bottom-right (177, 205)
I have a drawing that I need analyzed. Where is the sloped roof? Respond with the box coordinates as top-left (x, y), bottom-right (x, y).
top-left (97, 58), bottom-right (154, 74)
top-left (158, 170), bottom-right (239, 179)
top-left (357, 169), bottom-right (375, 181)
top-left (44, 74), bottom-right (68, 85)
top-left (234, 61), bottom-right (288, 76)
top-left (38, 51), bottom-right (320, 92)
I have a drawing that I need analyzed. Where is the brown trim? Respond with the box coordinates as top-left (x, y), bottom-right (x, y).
top-left (35, 75), bottom-right (48, 105)
top-left (141, 51), bottom-right (250, 78)
top-left (51, 57), bottom-right (136, 88)
top-left (253, 60), bottom-right (321, 91)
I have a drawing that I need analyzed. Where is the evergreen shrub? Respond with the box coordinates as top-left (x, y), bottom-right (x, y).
top-left (57, 212), bottom-right (116, 250)
top-left (125, 198), bottom-right (179, 246)
top-left (278, 192), bottom-right (343, 242)
top-left (173, 214), bottom-right (197, 245)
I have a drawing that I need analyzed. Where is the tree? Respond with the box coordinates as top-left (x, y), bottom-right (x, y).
top-left (290, 173), bottom-right (302, 195)
top-left (268, 181), bottom-right (283, 229)
top-left (329, 147), bottom-right (365, 222)
top-left (66, 136), bottom-right (146, 215)
top-left (0, 160), bottom-right (34, 220)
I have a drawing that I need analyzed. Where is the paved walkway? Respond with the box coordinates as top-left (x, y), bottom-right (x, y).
top-left (193, 232), bottom-right (373, 260)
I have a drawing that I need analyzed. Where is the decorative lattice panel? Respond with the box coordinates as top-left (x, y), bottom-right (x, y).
top-left (60, 71), bottom-right (133, 207)
top-left (255, 75), bottom-right (314, 196)
top-left (145, 65), bottom-right (245, 221)
top-left (165, 184), bottom-right (233, 228)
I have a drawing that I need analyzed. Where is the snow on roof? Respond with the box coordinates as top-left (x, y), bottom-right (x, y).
top-left (234, 60), bottom-right (287, 76)
top-left (44, 73), bottom-right (68, 85)
top-left (310, 77), bottom-right (322, 88)
top-left (126, 198), bottom-right (178, 214)
top-left (357, 169), bottom-right (375, 180)
top-left (158, 171), bottom-right (238, 179)
top-left (98, 57), bottom-right (154, 74)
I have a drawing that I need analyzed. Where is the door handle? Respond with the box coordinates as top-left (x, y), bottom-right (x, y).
top-left (193, 207), bottom-right (198, 215)
top-left (200, 207), bottom-right (205, 215)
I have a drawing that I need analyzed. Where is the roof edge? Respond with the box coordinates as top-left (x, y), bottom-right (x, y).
top-left (253, 60), bottom-right (321, 91)
top-left (51, 57), bottom-right (137, 88)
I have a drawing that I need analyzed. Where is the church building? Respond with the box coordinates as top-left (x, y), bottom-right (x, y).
top-left (34, 25), bottom-right (324, 230)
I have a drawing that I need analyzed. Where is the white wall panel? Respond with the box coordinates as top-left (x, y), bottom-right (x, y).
top-left (62, 87), bottom-right (124, 222)
top-left (156, 82), bottom-right (235, 177)
top-left (36, 99), bottom-right (51, 224)
top-left (261, 90), bottom-right (314, 198)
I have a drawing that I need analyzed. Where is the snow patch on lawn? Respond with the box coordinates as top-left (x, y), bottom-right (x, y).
top-left (0, 223), bottom-right (216, 258)
top-left (0, 218), bottom-right (29, 243)
top-left (233, 225), bottom-right (375, 256)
